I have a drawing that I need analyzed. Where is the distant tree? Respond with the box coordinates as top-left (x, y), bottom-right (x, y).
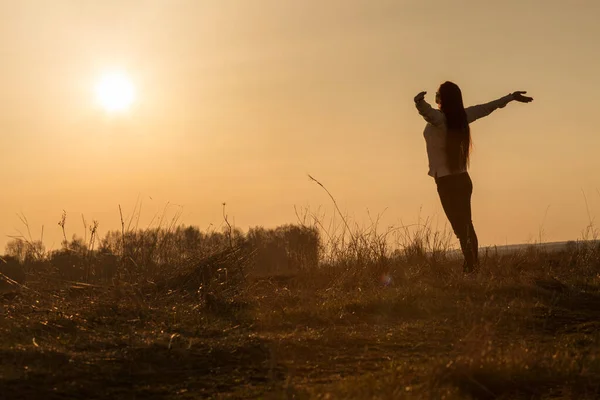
top-left (4, 239), bottom-right (45, 263)
top-left (247, 225), bottom-right (320, 274)
top-left (4, 239), bottom-right (26, 262)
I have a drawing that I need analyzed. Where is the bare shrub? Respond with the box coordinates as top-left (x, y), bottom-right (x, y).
top-left (247, 225), bottom-right (320, 276)
top-left (4, 238), bottom-right (45, 264)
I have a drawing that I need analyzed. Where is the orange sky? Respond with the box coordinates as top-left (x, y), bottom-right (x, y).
top-left (1, 0), bottom-right (599, 252)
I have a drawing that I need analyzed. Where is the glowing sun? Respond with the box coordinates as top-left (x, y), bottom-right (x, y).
top-left (95, 71), bottom-right (135, 113)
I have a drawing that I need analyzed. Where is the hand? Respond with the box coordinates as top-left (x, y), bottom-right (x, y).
top-left (512, 91), bottom-right (533, 103)
top-left (414, 91), bottom-right (427, 103)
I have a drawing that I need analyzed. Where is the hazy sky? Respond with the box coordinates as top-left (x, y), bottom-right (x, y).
top-left (1, 0), bottom-right (599, 251)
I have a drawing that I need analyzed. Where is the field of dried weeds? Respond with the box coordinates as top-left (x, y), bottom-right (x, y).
top-left (1, 218), bottom-right (600, 399)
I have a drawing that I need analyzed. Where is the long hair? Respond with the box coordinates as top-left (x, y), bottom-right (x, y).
top-left (439, 81), bottom-right (471, 172)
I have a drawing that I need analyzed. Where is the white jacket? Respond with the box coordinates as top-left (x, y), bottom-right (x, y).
top-left (415, 94), bottom-right (514, 178)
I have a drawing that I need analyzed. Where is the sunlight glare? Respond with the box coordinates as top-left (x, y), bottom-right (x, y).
top-left (95, 71), bottom-right (135, 113)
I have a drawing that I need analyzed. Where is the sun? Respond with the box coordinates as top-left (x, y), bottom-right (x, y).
top-left (95, 71), bottom-right (135, 113)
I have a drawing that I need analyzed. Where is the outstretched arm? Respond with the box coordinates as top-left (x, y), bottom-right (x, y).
top-left (466, 91), bottom-right (533, 123)
top-left (414, 91), bottom-right (445, 127)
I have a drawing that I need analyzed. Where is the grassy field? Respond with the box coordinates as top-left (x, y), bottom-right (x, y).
top-left (1, 222), bottom-right (600, 399)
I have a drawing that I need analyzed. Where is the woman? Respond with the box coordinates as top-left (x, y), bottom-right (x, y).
top-left (414, 82), bottom-right (533, 273)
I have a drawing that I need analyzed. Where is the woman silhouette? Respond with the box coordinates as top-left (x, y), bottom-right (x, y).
top-left (414, 82), bottom-right (533, 273)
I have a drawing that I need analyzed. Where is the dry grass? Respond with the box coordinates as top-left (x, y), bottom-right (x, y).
top-left (1, 203), bottom-right (600, 399)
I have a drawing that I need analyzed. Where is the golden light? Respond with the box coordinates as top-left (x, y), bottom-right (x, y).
top-left (95, 71), bottom-right (135, 113)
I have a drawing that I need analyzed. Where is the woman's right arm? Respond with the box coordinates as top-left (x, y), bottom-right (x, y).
top-left (414, 91), bottom-right (445, 126)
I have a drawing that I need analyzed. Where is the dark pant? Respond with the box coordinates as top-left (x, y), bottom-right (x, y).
top-left (435, 172), bottom-right (478, 272)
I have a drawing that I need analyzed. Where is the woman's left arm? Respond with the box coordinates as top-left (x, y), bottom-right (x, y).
top-left (466, 91), bottom-right (533, 123)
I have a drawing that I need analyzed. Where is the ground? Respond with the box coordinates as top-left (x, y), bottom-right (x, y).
top-left (1, 254), bottom-right (600, 399)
